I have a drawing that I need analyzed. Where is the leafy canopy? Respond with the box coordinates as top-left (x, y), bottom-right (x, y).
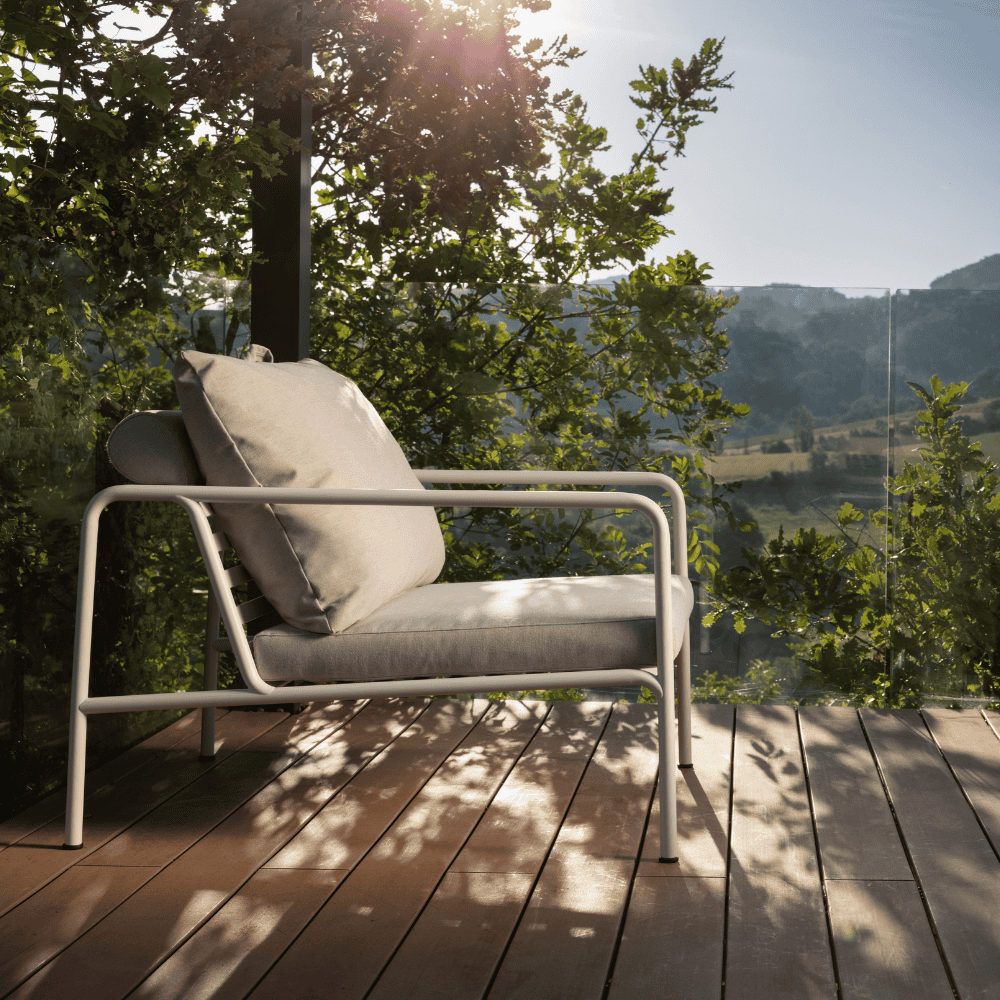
top-left (309, 35), bottom-right (742, 581)
top-left (1, 0), bottom-right (571, 348)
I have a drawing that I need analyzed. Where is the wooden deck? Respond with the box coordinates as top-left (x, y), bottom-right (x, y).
top-left (1, 699), bottom-right (999, 1000)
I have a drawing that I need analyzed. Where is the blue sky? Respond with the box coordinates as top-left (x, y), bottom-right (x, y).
top-left (518, 0), bottom-right (1000, 289)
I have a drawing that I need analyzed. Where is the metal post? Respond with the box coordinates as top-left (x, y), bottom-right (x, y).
top-left (885, 290), bottom-right (897, 687)
top-left (654, 505), bottom-right (679, 863)
top-left (250, 2), bottom-right (312, 362)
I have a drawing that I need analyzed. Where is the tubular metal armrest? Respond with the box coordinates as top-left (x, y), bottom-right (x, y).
top-left (411, 468), bottom-right (688, 579)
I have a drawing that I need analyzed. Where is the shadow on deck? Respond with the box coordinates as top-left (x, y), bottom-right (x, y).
top-left (1, 699), bottom-right (998, 1000)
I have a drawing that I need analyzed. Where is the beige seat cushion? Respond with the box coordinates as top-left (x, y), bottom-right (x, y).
top-left (252, 573), bottom-right (694, 683)
top-left (175, 350), bottom-right (446, 634)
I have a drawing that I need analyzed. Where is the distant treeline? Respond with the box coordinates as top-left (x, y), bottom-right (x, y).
top-left (712, 286), bottom-right (1000, 436)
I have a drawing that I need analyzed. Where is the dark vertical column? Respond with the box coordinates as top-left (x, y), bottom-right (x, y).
top-left (250, 4), bottom-right (312, 362)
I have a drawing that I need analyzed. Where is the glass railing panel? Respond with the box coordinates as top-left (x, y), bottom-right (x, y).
top-left (691, 286), bottom-right (891, 696)
top-left (891, 287), bottom-right (1000, 702)
top-left (9, 273), bottom-right (999, 817)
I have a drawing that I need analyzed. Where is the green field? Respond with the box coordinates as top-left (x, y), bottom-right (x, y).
top-left (707, 443), bottom-right (889, 483)
top-left (707, 450), bottom-right (813, 482)
top-left (745, 503), bottom-right (885, 546)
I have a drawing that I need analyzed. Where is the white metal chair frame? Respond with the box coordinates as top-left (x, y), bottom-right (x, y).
top-left (65, 469), bottom-right (692, 862)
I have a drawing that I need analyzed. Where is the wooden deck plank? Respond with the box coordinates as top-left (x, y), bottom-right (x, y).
top-left (3, 702), bottom-right (1000, 1000)
top-left (519, 700), bottom-right (611, 758)
top-left (80, 703), bottom-right (371, 868)
top-left (727, 872), bottom-right (835, 1000)
top-left (922, 708), bottom-right (1000, 855)
top-left (636, 703), bottom-right (734, 877)
top-left (365, 703), bottom-right (611, 1000)
top-left (606, 876), bottom-right (726, 1000)
top-left (602, 705), bottom-right (733, 1000)
top-left (725, 705), bottom-right (836, 1000)
top-left (0, 708), bottom-right (287, 917)
top-left (0, 865), bottom-right (159, 995)
top-left (799, 706), bottom-right (911, 880)
top-left (245, 701), bottom-right (549, 1000)
top-left (0, 710), bottom-right (228, 852)
top-left (448, 701), bottom-right (611, 874)
top-left (861, 708), bottom-right (1000, 1000)
top-left (5, 699), bottom-right (428, 1000)
top-left (486, 703), bottom-right (659, 1000)
top-left (263, 697), bottom-right (506, 871)
top-left (126, 699), bottom-right (497, 1000)
top-left (129, 869), bottom-right (345, 1000)
top-left (368, 871), bottom-right (538, 1000)
top-left (826, 880), bottom-right (954, 1000)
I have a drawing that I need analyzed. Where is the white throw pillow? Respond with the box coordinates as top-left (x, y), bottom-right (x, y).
top-left (175, 350), bottom-right (445, 633)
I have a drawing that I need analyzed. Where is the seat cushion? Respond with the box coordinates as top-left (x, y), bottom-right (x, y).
top-left (252, 573), bottom-right (694, 683)
top-left (174, 350), bottom-right (446, 633)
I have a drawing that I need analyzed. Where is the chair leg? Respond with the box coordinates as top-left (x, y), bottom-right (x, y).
top-left (657, 689), bottom-right (679, 863)
top-left (200, 595), bottom-right (220, 761)
top-left (678, 622), bottom-right (693, 768)
top-left (200, 652), bottom-right (219, 760)
top-left (64, 705), bottom-right (87, 849)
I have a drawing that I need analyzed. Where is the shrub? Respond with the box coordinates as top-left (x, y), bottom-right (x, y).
top-left (710, 378), bottom-right (1000, 708)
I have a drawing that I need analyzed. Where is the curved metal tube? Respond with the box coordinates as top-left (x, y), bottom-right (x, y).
top-left (65, 480), bottom-right (682, 859)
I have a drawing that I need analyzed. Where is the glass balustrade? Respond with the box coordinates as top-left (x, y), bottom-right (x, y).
top-left (3, 278), bottom-right (999, 819)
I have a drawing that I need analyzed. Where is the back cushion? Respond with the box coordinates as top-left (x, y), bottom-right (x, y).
top-left (175, 350), bottom-right (445, 634)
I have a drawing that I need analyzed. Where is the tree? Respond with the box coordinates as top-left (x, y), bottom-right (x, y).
top-left (2, 3), bottom-right (744, 811)
top-left (1, 0), bottom-right (569, 350)
top-left (789, 404), bottom-right (814, 453)
top-left (709, 378), bottom-right (1000, 707)
top-left (309, 39), bottom-right (743, 581)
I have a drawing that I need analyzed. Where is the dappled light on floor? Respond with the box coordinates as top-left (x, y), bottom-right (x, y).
top-left (1, 700), bottom-right (998, 1000)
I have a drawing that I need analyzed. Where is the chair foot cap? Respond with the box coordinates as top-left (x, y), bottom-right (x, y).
top-left (198, 755), bottom-right (217, 762)
top-left (63, 843), bottom-right (85, 850)
top-left (658, 856), bottom-right (679, 864)
top-left (679, 763), bottom-right (693, 769)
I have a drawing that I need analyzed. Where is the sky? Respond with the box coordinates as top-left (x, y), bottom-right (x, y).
top-left (515, 0), bottom-right (1000, 289)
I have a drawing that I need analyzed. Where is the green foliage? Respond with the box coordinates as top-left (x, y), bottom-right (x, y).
top-left (1, 0), bottom-right (584, 352)
top-left (710, 378), bottom-right (1000, 708)
top-left (1, 4), bottom-right (741, 814)
top-left (0, 296), bottom-right (218, 817)
top-left (636, 658), bottom-right (808, 705)
top-left (310, 42), bottom-right (742, 582)
top-left (484, 688), bottom-right (585, 703)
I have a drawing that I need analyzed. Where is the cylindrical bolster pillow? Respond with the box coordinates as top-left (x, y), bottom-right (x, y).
top-left (106, 410), bottom-right (204, 485)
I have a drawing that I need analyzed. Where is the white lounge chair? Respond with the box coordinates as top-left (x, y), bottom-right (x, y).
top-left (64, 348), bottom-right (695, 861)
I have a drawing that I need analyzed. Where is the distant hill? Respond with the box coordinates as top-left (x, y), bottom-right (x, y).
top-left (930, 253), bottom-right (1000, 290)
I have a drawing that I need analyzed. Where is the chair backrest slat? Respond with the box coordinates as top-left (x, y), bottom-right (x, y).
top-left (224, 564), bottom-right (252, 588)
top-left (235, 594), bottom-right (273, 625)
